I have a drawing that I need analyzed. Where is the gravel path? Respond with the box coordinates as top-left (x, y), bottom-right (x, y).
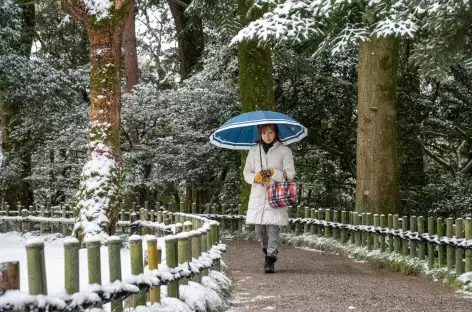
top-left (222, 239), bottom-right (472, 312)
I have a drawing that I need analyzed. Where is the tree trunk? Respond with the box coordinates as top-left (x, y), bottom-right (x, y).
top-left (356, 36), bottom-right (401, 215)
top-left (62, 0), bottom-right (131, 240)
top-left (237, 0), bottom-right (276, 212)
top-left (123, 0), bottom-right (139, 91)
top-left (167, 0), bottom-right (204, 79)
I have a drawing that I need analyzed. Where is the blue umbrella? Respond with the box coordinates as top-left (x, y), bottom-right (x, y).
top-left (209, 110), bottom-right (308, 150)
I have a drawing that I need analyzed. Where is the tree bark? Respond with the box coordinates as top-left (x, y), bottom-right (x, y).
top-left (123, 0), bottom-right (139, 91)
top-left (167, 0), bottom-right (204, 79)
top-left (237, 0), bottom-right (276, 212)
top-left (356, 36), bottom-right (401, 215)
top-left (62, 0), bottom-right (131, 238)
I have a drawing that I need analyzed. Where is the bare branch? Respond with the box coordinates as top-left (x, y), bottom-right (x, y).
top-left (168, 0), bottom-right (189, 8)
top-left (412, 136), bottom-right (455, 173)
top-left (460, 159), bottom-right (472, 174)
top-left (457, 140), bottom-right (466, 170)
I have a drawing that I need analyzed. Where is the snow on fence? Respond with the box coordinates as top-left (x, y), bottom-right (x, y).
top-left (204, 206), bottom-right (472, 276)
top-left (0, 211), bottom-right (225, 312)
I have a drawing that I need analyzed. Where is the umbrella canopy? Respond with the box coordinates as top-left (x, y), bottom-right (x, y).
top-left (209, 110), bottom-right (307, 150)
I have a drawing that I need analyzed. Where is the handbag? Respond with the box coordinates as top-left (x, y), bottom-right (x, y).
top-left (259, 145), bottom-right (297, 208)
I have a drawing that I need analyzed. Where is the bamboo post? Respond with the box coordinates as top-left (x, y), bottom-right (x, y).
top-left (0, 261), bottom-right (20, 294)
top-left (180, 202), bottom-right (185, 223)
top-left (237, 204), bottom-right (243, 233)
top-left (62, 205), bottom-right (68, 236)
top-left (147, 236), bottom-right (160, 304)
top-left (324, 209), bottom-right (331, 237)
top-left (64, 238), bottom-right (80, 295)
top-left (409, 216), bottom-right (417, 258)
top-left (465, 218), bottom-right (472, 272)
top-left (446, 218), bottom-right (454, 270)
top-left (157, 211), bottom-right (163, 223)
top-left (192, 231), bottom-right (202, 283)
top-left (39, 205), bottom-right (45, 234)
top-left (150, 209), bottom-right (156, 235)
top-left (200, 229), bottom-right (208, 277)
top-left (310, 208), bottom-right (316, 235)
top-left (26, 240), bottom-right (47, 295)
top-left (294, 206), bottom-right (301, 235)
top-left (183, 221), bottom-right (193, 232)
top-left (165, 237), bottom-right (179, 298)
top-left (130, 236), bottom-right (146, 307)
top-left (178, 235), bottom-right (190, 286)
top-left (393, 215), bottom-right (400, 253)
top-left (333, 210), bottom-right (339, 240)
top-left (304, 207), bottom-right (310, 234)
top-left (353, 212), bottom-right (360, 246)
top-left (21, 208), bottom-right (28, 233)
top-left (108, 237), bottom-right (123, 312)
top-left (365, 213), bottom-right (372, 250)
top-left (361, 213), bottom-right (367, 247)
top-left (317, 209), bottom-right (324, 235)
top-left (374, 214), bottom-right (380, 250)
top-left (86, 239), bottom-right (102, 285)
top-left (402, 216), bottom-right (409, 256)
top-left (341, 211), bottom-right (347, 243)
top-left (379, 214), bottom-right (386, 252)
top-left (192, 203), bottom-right (197, 230)
top-left (350, 212), bottom-right (355, 244)
top-left (418, 216), bottom-right (425, 260)
top-left (437, 218), bottom-right (446, 266)
top-left (428, 216), bottom-right (435, 269)
top-left (139, 207), bottom-right (146, 235)
top-left (455, 218), bottom-right (464, 276)
top-left (120, 208), bottom-right (125, 234)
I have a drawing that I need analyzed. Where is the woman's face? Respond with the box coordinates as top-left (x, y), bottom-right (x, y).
top-left (261, 127), bottom-right (276, 144)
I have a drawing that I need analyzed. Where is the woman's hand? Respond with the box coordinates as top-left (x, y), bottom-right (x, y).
top-left (254, 172), bottom-right (263, 184)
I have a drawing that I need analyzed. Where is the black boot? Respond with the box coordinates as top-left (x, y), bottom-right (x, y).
top-left (264, 256), bottom-right (276, 274)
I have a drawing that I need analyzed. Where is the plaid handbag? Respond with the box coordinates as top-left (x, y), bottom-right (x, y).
top-left (267, 172), bottom-right (297, 208)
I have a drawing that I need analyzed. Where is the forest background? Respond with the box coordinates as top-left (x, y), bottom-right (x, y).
top-left (1, 0), bottom-right (472, 237)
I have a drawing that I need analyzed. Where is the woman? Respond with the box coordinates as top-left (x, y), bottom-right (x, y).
top-left (243, 124), bottom-right (295, 273)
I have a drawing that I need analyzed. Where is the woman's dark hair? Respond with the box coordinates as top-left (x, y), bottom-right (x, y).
top-left (256, 124), bottom-right (280, 143)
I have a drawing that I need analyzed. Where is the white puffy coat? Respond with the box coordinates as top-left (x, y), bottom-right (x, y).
top-left (243, 141), bottom-right (295, 226)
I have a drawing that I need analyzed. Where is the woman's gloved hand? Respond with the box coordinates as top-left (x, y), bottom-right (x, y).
top-left (254, 172), bottom-right (263, 184)
top-left (261, 169), bottom-right (274, 178)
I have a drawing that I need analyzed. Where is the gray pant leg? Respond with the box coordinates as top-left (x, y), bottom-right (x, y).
top-left (255, 224), bottom-right (268, 249)
top-left (267, 225), bottom-right (280, 257)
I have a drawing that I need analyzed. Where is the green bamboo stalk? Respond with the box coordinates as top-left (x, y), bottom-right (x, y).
top-left (165, 237), bottom-right (179, 298)
top-left (192, 232), bottom-right (202, 283)
top-left (324, 209), bottom-right (331, 237)
top-left (333, 211), bottom-right (339, 240)
top-left (402, 216), bottom-right (409, 256)
top-left (178, 236), bottom-right (189, 285)
top-left (238, 204), bottom-right (243, 233)
top-left (410, 216), bottom-right (417, 258)
top-left (379, 214), bottom-right (386, 252)
top-left (393, 215), bottom-right (400, 253)
top-left (446, 218), bottom-right (454, 270)
top-left (129, 236), bottom-right (146, 307)
top-left (317, 209), bottom-right (323, 235)
top-left (350, 212), bottom-right (355, 244)
top-left (200, 230), bottom-right (208, 277)
top-left (108, 237), bottom-right (123, 312)
top-left (304, 207), bottom-right (310, 234)
top-left (353, 212), bottom-right (361, 246)
top-left (311, 208), bottom-right (316, 235)
top-left (341, 211), bottom-right (347, 243)
top-left (374, 214), bottom-right (380, 250)
top-left (147, 236), bottom-right (160, 304)
top-left (455, 218), bottom-right (464, 276)
top-left (437, 218), bottom-right (446, 266)
top-left (465, 218), bottom-right (472, 272)
top-left (417, 216), bottom-right (425, 260)
top-left (295, 206), bottom-right (301, 235)
top-left (366, 213), bottom-right (373, 251)
top-left (64, 238), bottom-right (80, 295)
top-left (86, 239), bottom-right (102, 285)
top-left (26, 240), bottom-right (47, 295)
top-left (428, 216), bottom-right (435, 269)
top-left (40, 205), bottom-right (45, 234)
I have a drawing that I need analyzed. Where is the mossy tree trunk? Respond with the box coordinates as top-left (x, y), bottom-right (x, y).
top-left (356, 36), bottom-right (401, 215)
top-left (237, 0), bottom-right (276, 211)
top-left (62, 0), bottom-right (131, 239)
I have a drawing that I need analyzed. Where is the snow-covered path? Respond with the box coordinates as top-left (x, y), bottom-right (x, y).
top-left (223, 239), bottom-right (472, 312)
